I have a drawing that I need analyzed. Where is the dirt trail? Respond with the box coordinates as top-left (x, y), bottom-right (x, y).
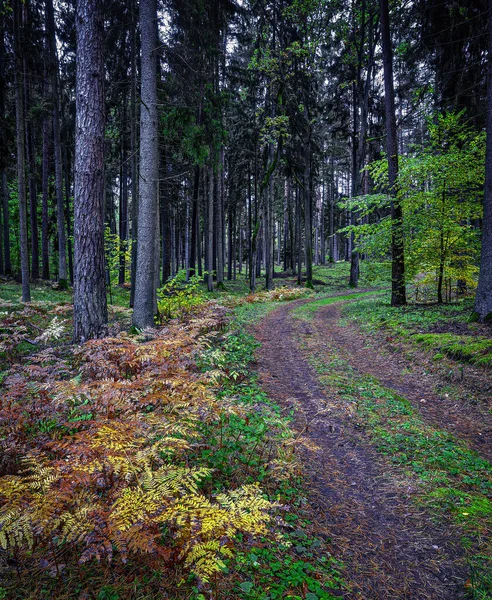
top-left (254, 299), bottom-right (469, 600)
top-left (314, 302), bottom-right (492, 463)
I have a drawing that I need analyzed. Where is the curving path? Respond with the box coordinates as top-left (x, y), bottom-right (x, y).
top-left (254, 297), bottom-right (474, 600)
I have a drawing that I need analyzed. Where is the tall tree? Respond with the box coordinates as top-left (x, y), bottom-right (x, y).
top-left (380, 0), bottom-right (406, 306)
top-left (73, 0), bottom-right (107, 342)
top-left (46, 0), bottom-right (68, 288)
top-left (475, 0), bottom-right (492, 322)
top-left (132, 0), bottom-right (159, 329)
top-left (13, 0), bottom-right (31, 302)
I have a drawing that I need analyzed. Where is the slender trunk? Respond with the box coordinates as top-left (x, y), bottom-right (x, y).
top-left (13, 0), bottom-right (30, 302)
top-left (63, 144), bottom-right (74, 283)
top-left (216, 150), bottom-right (224, 287)
top-left (46, 0), bottom-right (68, 289)
top-left (189, 165), bottom-right (199, 277)
top-left (475, 0), bottom-right (492, 321)
top-left (26, 119), bottom-right (39, 280)
top-left (133, 0), bottom-right (159, 328)
top-left (304, 143), bottom-right (313, 289)
top-left (160, 156), bottom-right (170, 283)
top-left (42, 112), bottom-right (50, 279)
top-left (0, 19), bottom-right (6, 276)
top-left (119, 102), bottom-right (129, 285)
top-left (73, 0), bottom-right (108, 341)
top-left (206, 166), bottom-right (214, 291)
top-left (130, 6), bottom-right (138, 307)
top-left (1, 173), bottom-right (10, 275)
top-left (380, 0), bottom-right (406, 306)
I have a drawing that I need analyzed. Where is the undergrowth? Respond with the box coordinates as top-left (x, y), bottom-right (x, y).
top-left (0, 287), bottom-right (343, 599)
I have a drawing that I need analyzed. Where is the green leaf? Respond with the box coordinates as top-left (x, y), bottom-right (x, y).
top-left (239, 581), bottom-right (254, 593)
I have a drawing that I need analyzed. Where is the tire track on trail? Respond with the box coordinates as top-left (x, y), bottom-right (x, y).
top-left (254, 298), bottom-right (468, 600)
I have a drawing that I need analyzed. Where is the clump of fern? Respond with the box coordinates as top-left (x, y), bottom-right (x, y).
top-left (0, 302), bottom-right (283, 595)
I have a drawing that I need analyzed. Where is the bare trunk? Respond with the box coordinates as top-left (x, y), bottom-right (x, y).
top-left (46, 0), bottom-right (68, 288)
top-left (380, 0), bottom-right (406, 306)
top-left (73, 0), bottom-right (108, 341)
top-left (133, 0), bottom-right (159, 329)
top-left (42, 113), bottom-right (50, 279)
top-left (13, 0), bottom-right (30, 302)
top-left (475, 0), bottom-right (492, 321)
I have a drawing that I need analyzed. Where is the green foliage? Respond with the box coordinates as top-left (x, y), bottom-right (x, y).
top-left (343, 112), bottom-right (485, 300)
top-left (157, 270), bottom-right (208, 322)
top-left (104, 227), bottom-right (131, 286)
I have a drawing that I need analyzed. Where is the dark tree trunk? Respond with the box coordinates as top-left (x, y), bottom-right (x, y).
top-left (63, 144), bottom-right (74, 284)
top-left (46, 0), bottom-right (68, 289)
top-left (119, 106), bottom-right (128, 286)
top-left (380, 0), bottom-right (406, 306)
top-left (13, 0), bottom-right (30, 302)
top-left (216, 149), bottom-right (225, 287)
top-left (189, 165), bottom-right (199, 277)
top-left (475, 0), bottom-right (492, 321)
top-left (1, 172), bottom-right (10, 275)
top-left (0, 17), bottom-right (6, 276)
top-left (133, 0), bottom-right (159, 328)
top-left (26, 122), bottom-right (40, 280)
top-left (206, 165), bottom-right (214, 291)
top-left (304, 142), bottom-right (313, 289)
top-left (41, 112), bottom-right (50, 280)
top-left (73, 0), bottom-right (108, 342)
top-left (129, 5), bottom-right (138, 306)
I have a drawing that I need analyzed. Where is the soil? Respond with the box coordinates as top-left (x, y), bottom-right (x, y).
top-left (253, 296), bottom-right (487, 600)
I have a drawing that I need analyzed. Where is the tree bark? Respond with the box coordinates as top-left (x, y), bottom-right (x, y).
top-left (475, 0), bottom-right (492, 321)
top-left (380, 0), bottom-right (406, 305)
top-left (133, 0), bottom-right (159, 329)
top-left (46, 0), bottom-right (68, 289)
top-left (13, 0), bottom-right (30, 302)
top-left (41, 111), bottom-right (50, 280)
top-left (73, 0), bottom-right (108, 342)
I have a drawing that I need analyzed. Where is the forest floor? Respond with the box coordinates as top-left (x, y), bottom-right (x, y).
top-left (254, 291), bottom-right (492, 600)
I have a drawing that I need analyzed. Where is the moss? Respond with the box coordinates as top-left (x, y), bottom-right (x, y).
top-left (412, 333), bottom-right (492, 367)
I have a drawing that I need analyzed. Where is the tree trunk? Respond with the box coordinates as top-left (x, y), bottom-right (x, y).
top-left (41, 112), bottom-right (50, 280)
top-left (63, 144), bottom-right (74, 284)
top-left (73, 0), bottom-right (108, 342)
top-left (119, 101), bottom-right (129, 286)
top-left (130, 4), bottom-right (138, 307)
top-left (474, 0), bottom-right (492, 321)
top-left (380, 0), bottom-right (406, 306)
top-left (304, 142), bottom-right (314, 289)
top-left (13, 0), bottom-right (30, 302)
top-left (46, 0), bottom-right (68, 289)
top-left (1, 172), bottom-right (10, 275)
top-left (206, 165), bottom-right (214, 291)
top-left (133, 0), bottom-right (159, 329)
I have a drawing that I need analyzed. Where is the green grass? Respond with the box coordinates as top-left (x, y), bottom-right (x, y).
top-left (339, 295), bottom-right (492, 368)
top-left (293, 291), bottom-right (384, 320)
top-left (0, 280), bottom-right (131, 308)
top-left (412, 333), bottom-right (492, 367)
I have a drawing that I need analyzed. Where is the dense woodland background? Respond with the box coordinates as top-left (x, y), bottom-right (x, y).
top-left (1, 1), bottom-right (492, 598)
top-left (1, 0), bottom-right (492, 340)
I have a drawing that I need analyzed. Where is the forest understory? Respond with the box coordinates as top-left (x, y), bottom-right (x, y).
top-left (0, 264), bottom-right (491, 600)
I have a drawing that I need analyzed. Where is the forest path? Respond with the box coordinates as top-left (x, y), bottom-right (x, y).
top-left (254, 296), bottom-right (472, 600)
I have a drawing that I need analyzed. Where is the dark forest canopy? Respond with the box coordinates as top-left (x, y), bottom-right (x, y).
top-left (1, 0), bottom-right (492, 337)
